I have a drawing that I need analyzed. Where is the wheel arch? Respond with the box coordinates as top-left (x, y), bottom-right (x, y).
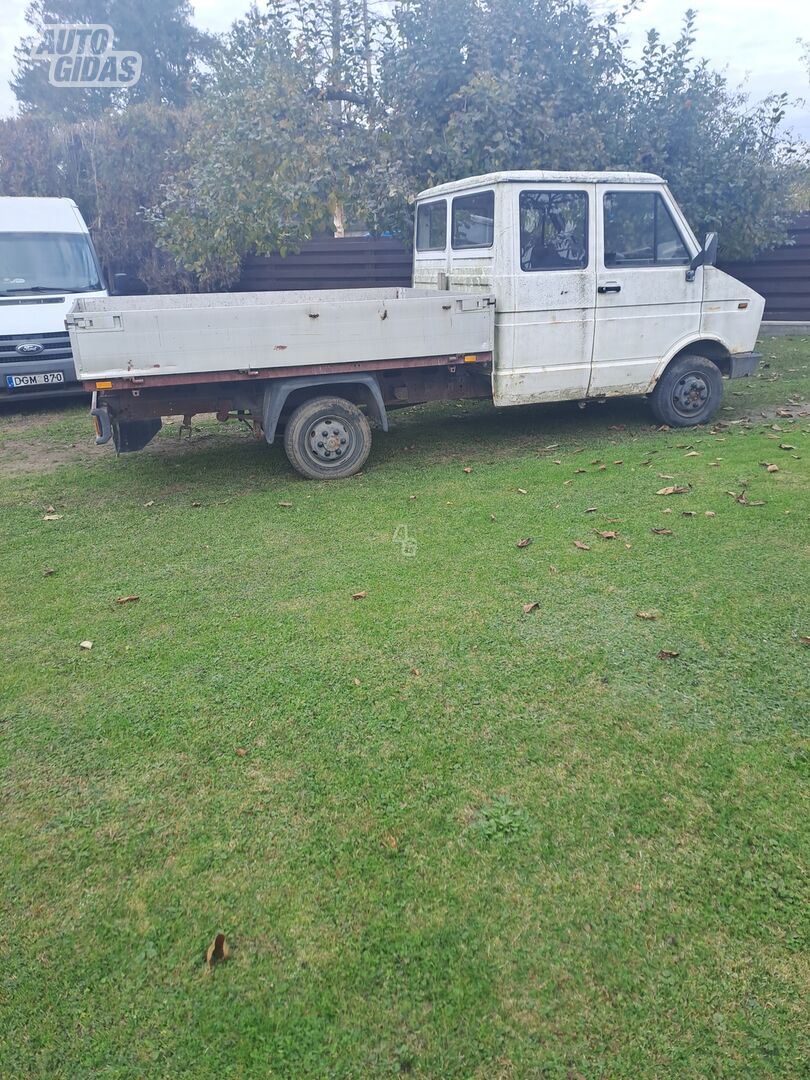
top-left (261, 373), bottom-right (388, 444)
top-left (650, 336), bottom-right (733, 390)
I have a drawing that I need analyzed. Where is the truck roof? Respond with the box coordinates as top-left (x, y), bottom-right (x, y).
top-left (416, 170), bottom-right (666, 200)
top-left (0, 196), bottom-right (88, 234)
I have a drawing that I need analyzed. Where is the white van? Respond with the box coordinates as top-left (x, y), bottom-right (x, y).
top-left (0, 197), bottom-right (107, 402)
top-left (69, 172), bottom-right (765, 478)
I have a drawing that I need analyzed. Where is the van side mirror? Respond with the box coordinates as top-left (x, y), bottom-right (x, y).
top-left (111, 272), bottom-right (147, 296)
top-left (689, 231), bottom-right (718, 272)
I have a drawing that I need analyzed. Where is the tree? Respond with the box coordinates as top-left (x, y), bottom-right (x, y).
top-left (12, 0), bottom-right (213, 120)
top-left (0, 105), bottom-right (196, 291)
top-left (71, 0), bottom-right (805, 285)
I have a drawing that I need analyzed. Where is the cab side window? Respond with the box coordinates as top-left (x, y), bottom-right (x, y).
top-left (519, 190), bottom-right (588, 271)
top-left (603, 192), bottom-right (690, 267)
top-left (415, 200), bottom-right (447, 251)
top-left (451, 191), bottom-right (494, 249)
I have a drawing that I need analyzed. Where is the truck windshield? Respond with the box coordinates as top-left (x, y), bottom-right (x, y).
top-left (0, 232), bottom-right (103, 295)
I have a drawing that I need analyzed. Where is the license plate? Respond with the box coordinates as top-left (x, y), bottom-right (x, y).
top-left (6, 372), bottom-right (65, 389)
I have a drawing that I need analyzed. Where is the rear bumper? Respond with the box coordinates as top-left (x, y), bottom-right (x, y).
top-left (728, 351), bottom-right (761, 379)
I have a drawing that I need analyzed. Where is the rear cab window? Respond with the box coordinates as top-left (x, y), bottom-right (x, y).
top-left (519, 190), bottom-right (588, 271)
top-left (603, 191), bottom-right (690, 267)
top-left (415, 200), bottom-right (447, 252)
top-left (452, 191), bottom-right (494, 249)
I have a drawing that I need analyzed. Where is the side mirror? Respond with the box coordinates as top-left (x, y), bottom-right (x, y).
top-left (690, 231), bottom-right (718, 272)
top-left (111, 272), bottom-right (147, 296)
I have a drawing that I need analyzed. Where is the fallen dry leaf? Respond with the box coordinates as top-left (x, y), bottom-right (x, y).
top-left (235, 747), bottom-right (247, 757)
top-left (682, 510), bottom-right (697, 517)
top-left (79, 640), bottom-right (93, 650)
top-left (598, 464), bottom-right (607, 471)
top-left (552, 459), bottom-right (562, 465)
top-left (657, 424), bottom-right (671, 431)
top-left (585, 506), bottom-right (598, 513)
top-left (490, 513), bottom-right (496, 521)
top-left (684, 451), bottom-right (699, 457)
top-left (761, 462), bottom-right (779, 473)
top-left (278, 501), bottom-right (293, 507)
top-left (575, 468), bottom-right (586, 475)
top-left (191, 501), bottom-right (202, 508)
top-left (516, 487), bottom-right (528, 495)
top-left (410, 667), bottom-right (421, 677)
top-left (705, 511), bottom-right (716, 517)
top-left (353, 677), bottom-right (361, 686)
top-left (144, 500), bottom-right (154, 507)
top-left (43, 514), bottom-right (63, 521)
top-left (115, 595), bottom-right (140, 605)
top-left (657, 486), bottom-right (689, 495)
top-left (516, 537), bottom-right (533, 548)
top-left (45, 505), bottom-right (56, 513)
top-left (662, 507), bottom-right (673, 513)
top-left (776, 409), bottom-right (793, 418)
top-left (206, 933), bottom-right (230, 969)
top-left (800, 636), bottom-right (810, 647)
top-left (548, 565), bottom-right (558, 574)
top-left (613, 460), bottom-right (624, 465)
top-left (636, 611), bottom-right (658, 620)
top-left (382, 834), bottom-right (398, 850)
top-left (522, 602), bottom-right (540, 614)
top-left (573, 540), bottom-right (591, 551)
top-left (651, 528), bottom-right (673, 535)
top-left (352, 591), bottom-right (367, 600)
top-left (658, 474), bottom-right (675, 480)
top-left (42, 568), bottom-right (56, 576)
top-left (657, 649), bottom-right (680, 660)
top-left (595, 530), bottom-right (618, 539)
top-left (463, 467), bottom-right (473, 474)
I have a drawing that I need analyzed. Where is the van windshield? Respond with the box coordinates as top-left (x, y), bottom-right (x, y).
top-left (0, 232), bottom-right (103, 295)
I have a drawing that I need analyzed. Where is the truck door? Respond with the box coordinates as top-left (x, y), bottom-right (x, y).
top-left (591, 187), bottom-right (701, 396)
top-left (492, 184), bottom-right (594, 406)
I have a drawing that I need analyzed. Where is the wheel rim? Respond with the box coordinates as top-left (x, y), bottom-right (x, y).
top-left (671, 371), bottom-right (711, 417)
top-left (306, 415), bottom-right (353, 466)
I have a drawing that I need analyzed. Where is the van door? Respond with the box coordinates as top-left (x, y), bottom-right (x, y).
top-left (492, 184), bottom-right (594, 406)
top-left (591, 187), bottom-right (701, 396)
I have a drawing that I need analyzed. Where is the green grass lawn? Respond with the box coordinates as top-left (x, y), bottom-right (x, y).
top-left (1, 339), bottom-right (808, 1079)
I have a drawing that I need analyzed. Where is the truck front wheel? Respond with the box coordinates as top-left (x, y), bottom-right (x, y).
top-left (649, 354), bottom-right (723, 427)
top-left (283, 396), bottom-right (372, 480)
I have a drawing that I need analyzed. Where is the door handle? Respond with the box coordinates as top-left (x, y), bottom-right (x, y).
top-left (598, 282), bottom-right (622, 294)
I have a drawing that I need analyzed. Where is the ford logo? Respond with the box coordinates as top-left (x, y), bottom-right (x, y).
top-left (16, 343), bottom-right (44, 355)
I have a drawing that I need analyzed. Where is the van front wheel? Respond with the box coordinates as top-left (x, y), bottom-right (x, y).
top-left (649, 354), bottom-right (723, 427)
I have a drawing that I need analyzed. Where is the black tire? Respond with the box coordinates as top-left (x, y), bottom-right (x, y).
top-left (283, 396), bottom-right (372, 480)
top-left (649, 354), bottom-right (723, 427)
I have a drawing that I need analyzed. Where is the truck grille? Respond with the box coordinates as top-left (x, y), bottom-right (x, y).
top-left (0, 331), bottom-right (73, 362)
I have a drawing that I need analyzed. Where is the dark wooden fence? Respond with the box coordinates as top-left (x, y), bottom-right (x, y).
top-left (718, 213), bottom-right (810, 322)
top-left (237, 216), bottom-right (810, 322)
top-left (237, 236), bottom-right (413, 292)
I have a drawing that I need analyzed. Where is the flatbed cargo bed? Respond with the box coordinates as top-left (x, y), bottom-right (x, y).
top-left (66, 287), bottom-right (495, 387)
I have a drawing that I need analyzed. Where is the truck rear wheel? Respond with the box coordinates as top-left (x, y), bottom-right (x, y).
top-left (283, 396), bottom-right (372, 480)
top-left (649, 354), bottom-right (723, 427)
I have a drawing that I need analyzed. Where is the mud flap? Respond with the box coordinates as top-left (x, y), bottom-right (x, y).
top-left (112, 417), bottom-right (163, 453)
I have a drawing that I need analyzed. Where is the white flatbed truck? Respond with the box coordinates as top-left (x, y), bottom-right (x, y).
top-left (68, 172), bottom-right (764, 479)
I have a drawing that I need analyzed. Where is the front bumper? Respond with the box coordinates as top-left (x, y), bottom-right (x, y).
top-left (728, 351), bottom-right (761, 379)
top-left (0, 343), bottom-right (81, 403)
